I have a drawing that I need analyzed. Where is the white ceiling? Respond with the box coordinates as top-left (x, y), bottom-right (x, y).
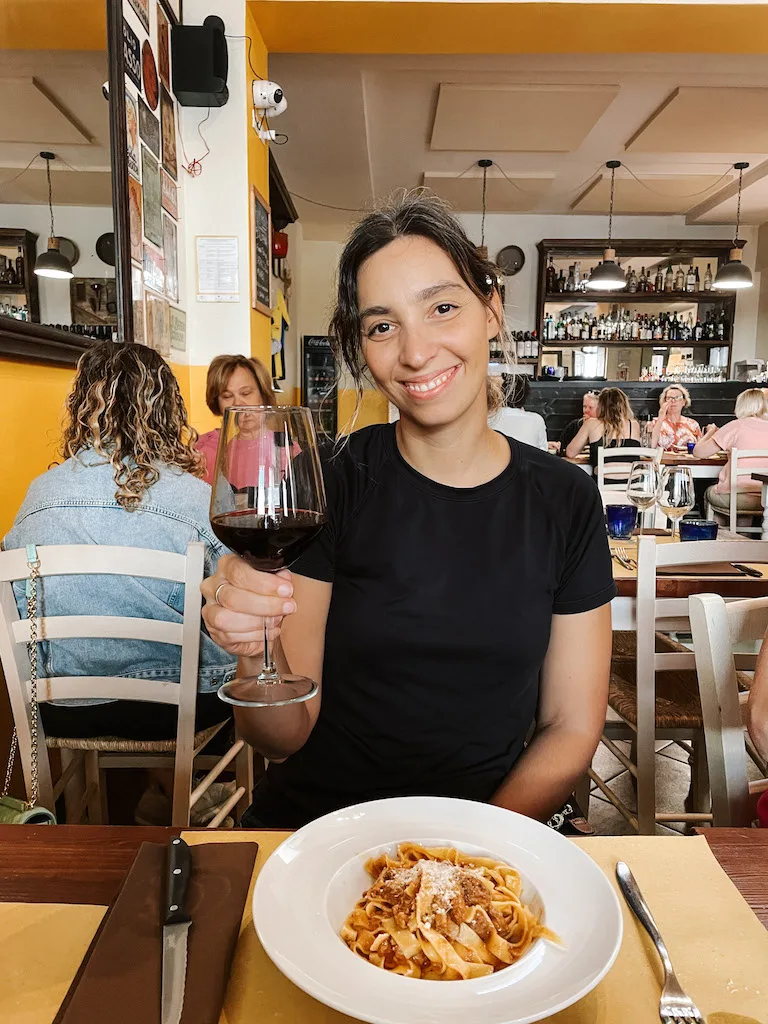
top-left (0, 49), bottom-right (111, 206)
top-left (269, 51), bottom-right (768, 239)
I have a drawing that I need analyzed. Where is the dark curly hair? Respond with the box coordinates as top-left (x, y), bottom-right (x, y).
top-left (60, 342), bottom-right (201, 510)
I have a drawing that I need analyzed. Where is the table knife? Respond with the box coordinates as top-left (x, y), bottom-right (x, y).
top-left (732, 563), bottom-right (763, 578)
top-left (162, 837), bottom-right (192, 1024)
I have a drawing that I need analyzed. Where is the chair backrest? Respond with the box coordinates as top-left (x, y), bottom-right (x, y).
top-left (0, 543), bottom-right (205, 805)
top-left (633, 535), bottom-right (768, 831)
top-left (728, 448), bottom-right (768, 535)
top-left (597, 446), bottom-right (661, 490)
top-left (689, 591), bottom-right (768, 825)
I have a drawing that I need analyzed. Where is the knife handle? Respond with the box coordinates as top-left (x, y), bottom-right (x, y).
top-left (164, 837), bottom-right (192, 926)
top-left (732, 563), bottom-right (763, 578)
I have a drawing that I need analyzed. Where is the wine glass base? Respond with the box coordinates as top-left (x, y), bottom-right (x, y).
top-left (217, 675), bottom-right (318, 708)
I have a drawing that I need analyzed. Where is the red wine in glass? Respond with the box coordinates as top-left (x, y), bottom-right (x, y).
top-left (209, 406), bottom-right (327, 707)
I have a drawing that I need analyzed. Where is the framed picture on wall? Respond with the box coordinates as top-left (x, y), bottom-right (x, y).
top-left (126, 91), bottom-right (140, 178)
top-left (170, 306), bottom-right (186, 352)
top-left (132, 264), bottom-right (146, 345)
top-left (141, 146), bottom-right (163, 248)
top-left (160, 0), bottom-right (182, 25)
top-left (146, 290), bottom-right (170, 356)
top-left (138, 96), bottom-right (160, 157)
top-left (128, 175), bottom-right (143, 264)
top-left (250, 185), bottom-right (271, 316)
top-left (161, 167), bottom-right (177, 219)
top-left (143, 242), bottom-right (165, 295)
top-left (157, 3), bottom-right (171, 89)
top-left (127, 0), bottom-right (150, 32)
top-left (160, 86), bottom-right (177, 180)
top-left (163, 214), bottom-right (178, 303)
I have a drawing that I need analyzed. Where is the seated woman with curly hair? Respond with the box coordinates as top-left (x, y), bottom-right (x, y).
top-left (3, 341), bottom-right (235, 742)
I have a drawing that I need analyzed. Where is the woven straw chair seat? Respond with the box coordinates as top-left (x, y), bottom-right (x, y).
top-left (45, 721), bottom-right (226, 754)
top-left (612, 630), bottom-right (753, 689)
top-left (609, 662), bottom-right (703, 731)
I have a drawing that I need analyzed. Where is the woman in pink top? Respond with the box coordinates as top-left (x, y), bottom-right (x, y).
top-left (650, 384), bottom-right (704, 451)
top-left (196, 355), bottom-right (278, 485)
top-left (693, 387), bottom-right (768, 516)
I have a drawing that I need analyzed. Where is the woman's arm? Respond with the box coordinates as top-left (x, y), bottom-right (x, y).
top-left (491, 603), bottom-right (611, 820)
top-left (748, 635), bottom-right (768, 761)
top-left (565, 419), bottom-right (592, 459)
top-left (692, 424), bottom-right (721, 458)
top-left (650, 411), bottom-right (666, 448)
top-left (201, 557), bottom-right (331, 760)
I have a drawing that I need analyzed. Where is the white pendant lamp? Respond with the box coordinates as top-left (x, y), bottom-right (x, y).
top-left (714, 161), bottom-right (752, 290)
top-left (34, 152), bottom-right (74, 280)
top-left (587, 160), bottom-right (626, 291)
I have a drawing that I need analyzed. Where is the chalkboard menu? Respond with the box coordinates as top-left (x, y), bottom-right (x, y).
top-left (251, 186), bottom-right (271, 315)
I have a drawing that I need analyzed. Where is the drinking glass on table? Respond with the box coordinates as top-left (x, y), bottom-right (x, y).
top-left (657, 465), bottom-right (695, 541)
top-left (626, 461), bottom-right (660, 537)
top-left (209, 406), bottom-right (327, 707)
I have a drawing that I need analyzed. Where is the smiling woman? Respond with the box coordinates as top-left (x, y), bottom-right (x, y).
top-left (201, 192), bottom-right (615, 830)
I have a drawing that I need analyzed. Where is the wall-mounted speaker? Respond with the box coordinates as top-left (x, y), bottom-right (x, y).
top-left (171, 15), bottom-right (228, 107)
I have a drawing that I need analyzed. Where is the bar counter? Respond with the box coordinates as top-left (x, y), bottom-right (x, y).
top-left (525, 380), bottom-right (753, 441)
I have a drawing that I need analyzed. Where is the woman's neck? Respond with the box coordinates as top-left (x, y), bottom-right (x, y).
top-left (667, 412), bottom-right (682, 424)
top-left (395, 396), bottom-right (509, 488)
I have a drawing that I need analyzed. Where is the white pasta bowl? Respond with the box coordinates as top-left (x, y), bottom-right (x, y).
top-left (253, 796), bottom-right (623, 1024)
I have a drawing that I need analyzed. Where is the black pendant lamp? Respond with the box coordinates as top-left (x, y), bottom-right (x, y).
top-left (587, 160), bottom-right (626, 291)
top-left (34, 152), bottom-right (74, 280)
top-left (476, 159), bottom-right (492, 260)
top-left (714, 161), bottom-right (753, 290)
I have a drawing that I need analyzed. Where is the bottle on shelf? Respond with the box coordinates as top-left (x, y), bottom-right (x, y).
top-left (546, 256), bottom-right (557, 293)
top-left (638, 267), bottom-right (648, 292)
top-left (685, 265), bottom-right (696, 293)
top-left (566, 265), bottom-right (576, 292)
top-left (556, 269), bottom-right (566, 293)
top-left (15, 247), bottom-right (24, 288)
top-left (573, 261), bottom-right (581, 290)
top-left (627, 267), bottom-right (638, 293)
top-left (664, 263), bottom-right (674, 292)
top-left (694, 267), bottom-right (701, 291)
top-left (674, 265), bottom-right (685, 291)
top-left (703, 264), bottom-right (713, 291)
top-left (654, 266), bottom-right (664, 292)
top-left (531, 331), bottom-right (539, 358)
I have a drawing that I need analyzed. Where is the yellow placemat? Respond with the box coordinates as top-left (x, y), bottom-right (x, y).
top-left (0, 903), bottom-right (106, 1024)
top-left (180, 832), bottom-right (768, 1024)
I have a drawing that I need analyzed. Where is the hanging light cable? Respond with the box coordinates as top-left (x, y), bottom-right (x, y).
top-left (587, 160), bottom-right (626, 291)
top-left (477, 159), bottom-right (492, 259)
top-left (34, 152), bottom-right (73, 279)
top-left (714, 161), bottom-right (753, 290)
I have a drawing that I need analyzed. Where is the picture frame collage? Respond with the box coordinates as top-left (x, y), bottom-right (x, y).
top-left (124, 0), bottom-right (185, 355)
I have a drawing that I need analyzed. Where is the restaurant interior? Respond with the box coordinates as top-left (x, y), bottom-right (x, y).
top-left (2, 1), bottom-right (768, 1021)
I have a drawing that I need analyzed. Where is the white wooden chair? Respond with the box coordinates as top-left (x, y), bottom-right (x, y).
top-left (593, 535), bottom-right (768, 833)
top-left (596, 446), bottom-right (661, 492)
top-left (689, 592), bottom-right (768, 825)
top-left (0, 543), bottom-right (253, 827)
top-left (705, 448), bottom-right (768, 536)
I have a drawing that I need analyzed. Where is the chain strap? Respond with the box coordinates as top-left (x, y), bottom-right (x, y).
top-left (1, 549), bottom-right (41, 808)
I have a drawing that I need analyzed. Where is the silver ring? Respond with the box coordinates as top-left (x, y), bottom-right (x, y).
top-left (214, 583), bottom-right (227, 605)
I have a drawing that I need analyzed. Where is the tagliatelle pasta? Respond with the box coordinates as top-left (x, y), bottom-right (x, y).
top-left (340, 843), bottom-right (558, 981)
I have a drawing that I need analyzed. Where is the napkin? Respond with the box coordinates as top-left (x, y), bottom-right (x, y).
top-left (53, 839), bottom-right (258, 1024)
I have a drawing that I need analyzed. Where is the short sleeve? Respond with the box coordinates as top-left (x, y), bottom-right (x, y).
top-left (535, 414), bottom-right (548, 452)
top-left (289, 442), bottom-right (340, 583)
top-left (713, 419), bottom-right (738, 452)
top-left (553, 481), bottom-right (616, 615)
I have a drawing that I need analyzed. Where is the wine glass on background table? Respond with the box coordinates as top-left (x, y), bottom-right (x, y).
top-left (657, 465), bottom-right (694, 541)
top-left (626, 461), bottom-right (660, 537)
top-left (209, 406), bottom-right (327, 707)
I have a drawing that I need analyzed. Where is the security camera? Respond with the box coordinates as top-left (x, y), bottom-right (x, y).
top-left (252, 80), bottom-right (287, 118)
top-left (102, 81), bottom-right (109, 101)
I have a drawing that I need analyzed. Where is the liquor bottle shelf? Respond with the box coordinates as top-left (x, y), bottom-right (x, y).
top-left (544, 291), bottom-right (732, 304)
top-left (539, 340), bottom-right (728, 348)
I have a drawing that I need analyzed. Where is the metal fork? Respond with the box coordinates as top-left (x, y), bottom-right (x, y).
top-left (615, 546), bottom-right (638, 569)
top-left (616, 862), bottom-right (703, 1023)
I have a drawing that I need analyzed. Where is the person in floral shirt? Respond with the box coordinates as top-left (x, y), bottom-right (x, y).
top-left (650, 384), bottom-right (705, 450)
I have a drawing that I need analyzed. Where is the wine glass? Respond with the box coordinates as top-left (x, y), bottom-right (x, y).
top-left (626, 461), bottom-right (661, 537)
top-left (209, 406), bottom-right (327, 707)
top-left (657, 466), bottom-right (694, 541)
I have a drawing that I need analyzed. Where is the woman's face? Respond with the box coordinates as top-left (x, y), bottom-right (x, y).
top-left (357, 235), bottom-right (500, 428)
top-left (664, 389), bottom-right (685, 413)
top-left (218, 366), bottom-right (263, 414)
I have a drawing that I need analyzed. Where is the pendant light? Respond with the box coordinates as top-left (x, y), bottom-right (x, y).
top-left (587, 160), bottom-right (626, 291)
top-left (714, 161), bottom-right (752, 290)
top-left (476, 159), bottom-right (492, 260)
top-left (34, 152), bottom-right (74, 279)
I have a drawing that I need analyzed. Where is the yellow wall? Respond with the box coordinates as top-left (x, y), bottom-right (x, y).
top-left (339, 388), bottom-right (389, 432)
top-left (0, 0), bottom-right (105, 49)
top-left (245, 8), bottom-right (272, 366)
top-left (0, 361), bottom-right (75, 536)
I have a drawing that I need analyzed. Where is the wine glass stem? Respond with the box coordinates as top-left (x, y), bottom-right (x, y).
top-left (258, 617), bottom-right (281, 685)
top-left (639, 507), bottom-right (644, 536)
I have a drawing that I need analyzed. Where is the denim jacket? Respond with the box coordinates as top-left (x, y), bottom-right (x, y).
top-left (3, 449), bottom-right (236, 702)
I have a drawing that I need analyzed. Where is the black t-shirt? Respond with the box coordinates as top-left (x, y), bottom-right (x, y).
top-left (249, 423), bottom-right (615, 828)
top-left (560, 417), bottom-right (583, 453)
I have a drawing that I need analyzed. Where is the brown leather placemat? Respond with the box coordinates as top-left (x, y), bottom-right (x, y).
top-left (53, 839), bottom-right (258, 1024)
top-left (657, 562), bottom-right (747, 577)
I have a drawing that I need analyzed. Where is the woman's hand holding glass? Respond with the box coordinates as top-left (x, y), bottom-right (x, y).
top-left (201, 556), bottom-right (296, 660)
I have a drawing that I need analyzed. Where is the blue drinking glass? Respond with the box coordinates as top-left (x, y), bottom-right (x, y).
top-left (679, 519), bottom-right (719, 542)
top-left (606, 504), bottom-right (638, 539)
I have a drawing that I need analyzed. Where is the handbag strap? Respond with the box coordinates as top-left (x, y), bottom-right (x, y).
top-left (1, 544), bottom-right (42, 808)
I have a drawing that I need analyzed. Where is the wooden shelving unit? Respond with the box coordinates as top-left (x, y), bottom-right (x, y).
top-left (0, 228), bottom-right (40, 323)
top-left (535, 239), bottom-right (736, 380)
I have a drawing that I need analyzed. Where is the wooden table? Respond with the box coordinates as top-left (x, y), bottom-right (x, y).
top-left (752, 472), bottom-right (768, 540)
top-left (567, 451), bottom-right (727, 480)
top-left (1, 825), bottom-right (766, 929)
